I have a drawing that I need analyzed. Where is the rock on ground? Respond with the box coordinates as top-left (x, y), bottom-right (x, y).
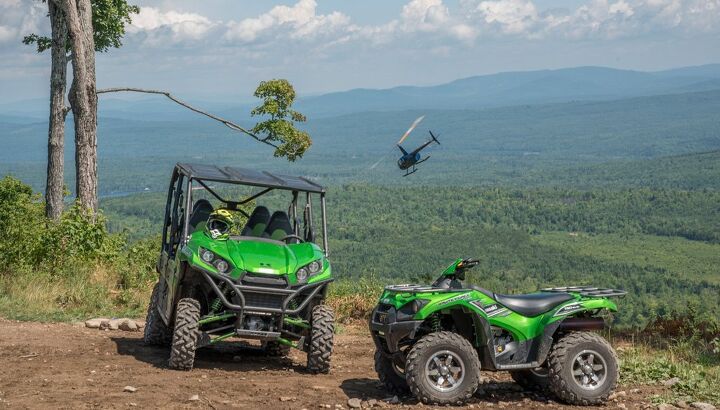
top-left (347, 398), bottom-right (362, 408)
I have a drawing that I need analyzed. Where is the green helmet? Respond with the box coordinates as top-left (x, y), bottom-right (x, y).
top-left (206, 208), bottom-right (238, 239)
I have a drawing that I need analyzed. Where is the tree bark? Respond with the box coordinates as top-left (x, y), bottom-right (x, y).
top-left (62, 0), bottom-right (98, 213)
top-left (45, 1), bottom-right (68, 220)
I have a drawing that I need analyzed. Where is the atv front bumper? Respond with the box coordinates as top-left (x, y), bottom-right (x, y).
top-left (198, 266), bottom-right (332, 315)
top-left (369, 305), bottom-right (422, 357)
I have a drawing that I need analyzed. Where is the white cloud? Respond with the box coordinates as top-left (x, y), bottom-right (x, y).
top-left (129, 7), bottom-right (216, 42)
top-left (224, 0), bottom-right (351, 43)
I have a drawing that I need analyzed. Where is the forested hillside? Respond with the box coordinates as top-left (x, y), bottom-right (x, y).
top-left (2, 90), bottom-right (720, 194)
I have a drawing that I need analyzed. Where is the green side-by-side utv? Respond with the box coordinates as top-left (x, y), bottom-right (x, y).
top-left (370, 258), bottom-right (626, 405)
top-left (144, 163), bottom-right (334, 372)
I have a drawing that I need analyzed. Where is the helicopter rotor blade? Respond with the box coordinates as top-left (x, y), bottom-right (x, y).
top-left (396, 115), bottom-right (425, 145)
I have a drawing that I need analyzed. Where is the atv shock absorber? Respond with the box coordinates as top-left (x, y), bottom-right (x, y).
top-left (430, 313), bottom-right (442, 333)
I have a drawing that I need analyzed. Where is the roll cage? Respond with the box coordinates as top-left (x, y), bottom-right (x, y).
top-left (161, 163), bottom-right (329, 259)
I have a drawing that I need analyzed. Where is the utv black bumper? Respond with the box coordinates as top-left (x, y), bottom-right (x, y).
top-left (369, 305), bottom-right (423, 357)
top-left (198, 266), bottom-right (332, 315)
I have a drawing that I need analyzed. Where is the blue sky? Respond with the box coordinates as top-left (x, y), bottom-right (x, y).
top-left (1, 0), bottom-right (719, 103)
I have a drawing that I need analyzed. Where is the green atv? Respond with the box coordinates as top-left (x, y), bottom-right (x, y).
top-left (370, 258), bottom-right (626, 405)
top-left (144, 163), bottom-right (334, 373)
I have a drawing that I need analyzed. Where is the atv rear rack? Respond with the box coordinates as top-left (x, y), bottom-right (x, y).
top-left (542, 286), bottom-right (627, 298)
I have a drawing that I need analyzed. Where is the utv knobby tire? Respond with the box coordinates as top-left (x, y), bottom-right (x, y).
top-left (264, 341), bottom-right (291, 357)
top-left (510, 366), bottom-right (549, 391)
top-left (405, 331), bottom-right (480, 405)
top-left (547, 331), bottom-right (618, 405)
top-left (307, 305), bottom-right (334, 374)
top-left (143, 282), bottom-right (172, 346)
top-left (374, 349), bottom-right (410, 394)
top-left (168, 298), bottom-right (201, 371)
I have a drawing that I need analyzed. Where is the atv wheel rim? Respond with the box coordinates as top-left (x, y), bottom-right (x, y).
top-left (425, 350), bottom-right (465, 392)
top-left (571, 349), bottom-right (607, 390)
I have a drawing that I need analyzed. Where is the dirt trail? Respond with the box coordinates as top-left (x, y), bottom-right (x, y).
top-left (0, 318), bottom-right (660, 409)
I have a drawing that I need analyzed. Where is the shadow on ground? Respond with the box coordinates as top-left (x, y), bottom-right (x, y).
top-left (111, 337), bottom-right (306, 372)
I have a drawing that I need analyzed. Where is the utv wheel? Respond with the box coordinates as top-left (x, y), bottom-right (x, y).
top-left (405, 331), bottom-right (480, 405)
top-left (264, 341), bottom-right (291, 357)
top-left (374, 349), bottom-right (410, 394)
top-left (510, 366), bottom-right (549, 391)
top-left (168, 298), bottom-right (201, 371)
top-left (143, 282), bottom-right (172, 346)
top-left (548, 331), bottom-right (618, 405)
top-left (307, 305), bottom-right (334, 374)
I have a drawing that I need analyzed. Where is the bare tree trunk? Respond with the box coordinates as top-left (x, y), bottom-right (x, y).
top-left (62, 0), bottom-right (98, 213)
top-left (45, 1), bottom-right (68, 220)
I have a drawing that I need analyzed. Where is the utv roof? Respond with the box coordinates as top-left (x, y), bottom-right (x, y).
top-left (176, 163), bottom-right (325, 193)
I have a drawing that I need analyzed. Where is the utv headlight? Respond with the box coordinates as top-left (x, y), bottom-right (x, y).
top-left (214, 259), bottom-right (229, 274)
top-left (200, 248), bottom-right (214, 263)
top-left (307, 260), bottom-right (322, 274)
top-left (295, 259), bottom-right (323, 283)
top-left (198, 247), bottom-right (233, 274)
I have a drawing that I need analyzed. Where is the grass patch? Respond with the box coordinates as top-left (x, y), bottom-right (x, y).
top-left (619, 338), bottom-right (720, 405)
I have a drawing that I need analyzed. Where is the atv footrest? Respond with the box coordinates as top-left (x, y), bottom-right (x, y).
top-left (542, 286), bottom-right (627, 298)
top-left (235, 329), bottom-right (280, 340)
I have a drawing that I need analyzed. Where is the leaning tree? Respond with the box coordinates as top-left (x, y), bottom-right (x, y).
top-left (27, 2), bottom-right (313, 217)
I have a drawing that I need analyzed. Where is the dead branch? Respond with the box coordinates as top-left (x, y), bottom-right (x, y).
top-left (96, 87), bottom-right (276, 148)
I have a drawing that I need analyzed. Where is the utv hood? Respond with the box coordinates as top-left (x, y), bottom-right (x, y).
top-left (222, 239), bottom-right (298, 275)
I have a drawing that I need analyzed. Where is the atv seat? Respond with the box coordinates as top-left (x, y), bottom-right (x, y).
top-left (263, 211), bottom-right (294, 241)
top-left (189, 199), bottom-right (214, 232)
top-left (494, 292), bottom-right (573, 317)
top-left (241, 206), bottom-right (271, 237)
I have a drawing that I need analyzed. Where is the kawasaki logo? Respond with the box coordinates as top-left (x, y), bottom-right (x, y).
top-left (439, 294), bottom-right (471, 306)
top-left (554, 302), bottom-right (583, 317)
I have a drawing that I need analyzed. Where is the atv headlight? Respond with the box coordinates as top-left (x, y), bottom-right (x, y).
top-left (396, 299), bottom-right (430, 321)
top-left (198, 247), bottom-right (233, 274)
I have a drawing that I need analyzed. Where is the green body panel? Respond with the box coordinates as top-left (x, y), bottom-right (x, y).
top-left (179, 230), bottom-right (330, 285)
top-left (378, 287), bottom-right (618, 343)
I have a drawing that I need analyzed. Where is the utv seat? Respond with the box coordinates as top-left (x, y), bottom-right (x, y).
top-left (493, 292), bottom-right (573, 317)
top-left (263, 211), bottom-right (294, 241)
top-left (188, 199), bottom-right (214, 232)
top-left (241, 206), bottom-right (271, 237)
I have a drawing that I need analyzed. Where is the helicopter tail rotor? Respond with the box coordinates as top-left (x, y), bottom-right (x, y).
top-left (429, 130), bottom-right (440, 145)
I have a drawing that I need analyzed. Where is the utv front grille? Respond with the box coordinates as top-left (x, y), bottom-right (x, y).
top-left (240, 272), bottom-right (288, 289)
top-left (243, 292), bottom-right (285, 310)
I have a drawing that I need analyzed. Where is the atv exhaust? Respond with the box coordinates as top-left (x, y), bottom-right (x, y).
top-left (558, 317), bottom-right (605, 331)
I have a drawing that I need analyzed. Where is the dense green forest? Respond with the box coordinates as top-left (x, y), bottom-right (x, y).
top-left (101, 184), bottom-right (720, 328)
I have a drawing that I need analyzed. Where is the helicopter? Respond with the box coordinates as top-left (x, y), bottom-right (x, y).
top-left (395, 116), bottom-right (440, 176)
top-left (371, 115), bottom-right (440, 177)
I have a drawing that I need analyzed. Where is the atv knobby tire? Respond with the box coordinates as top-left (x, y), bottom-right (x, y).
top-left (510, 366), bottom-right (549, 391)
top-left (307, 305), bottom-right (334, 374)
top-left (374, 349), bottom-right (410, 394)
top-left (264, 341), bottom-right (291, 357)
top-left (548, 331), bottom-right (618, 405)
top-left (143, 282), bottom-right (172, 346)
top-left (168, 298), bottom-right (201, 371)
top-left (405, 331), bottom-right (480, 405)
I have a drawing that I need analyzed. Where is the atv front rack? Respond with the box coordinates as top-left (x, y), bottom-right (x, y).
top-left (384, 284), bottom-right (457, 293)
top-left (542, 286), bottom-right (627, 298)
